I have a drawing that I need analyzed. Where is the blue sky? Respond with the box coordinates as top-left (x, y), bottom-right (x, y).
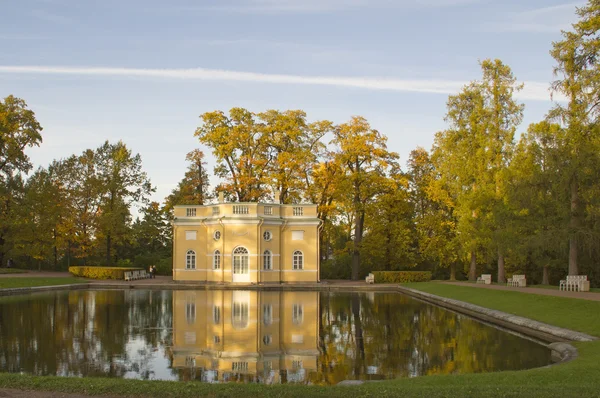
top-left (0, 0), bottom-right (584, 209)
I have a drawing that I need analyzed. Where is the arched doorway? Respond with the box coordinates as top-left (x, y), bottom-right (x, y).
top-left (232, 246), bottom-right (250, 283)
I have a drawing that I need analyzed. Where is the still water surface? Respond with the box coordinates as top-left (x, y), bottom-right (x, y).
top-left (0, 289), bottom-right (551, 384)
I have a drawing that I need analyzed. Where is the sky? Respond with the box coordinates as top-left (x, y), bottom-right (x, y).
top-left (0, 0), bottom-right (585, 212)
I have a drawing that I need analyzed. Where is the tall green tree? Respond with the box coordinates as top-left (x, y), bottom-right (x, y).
top-left (510, 121), bottom-right (569, 284)
top-left (549, 0), bottom-right (600, 275)
top-left (408, 148), bottom-right (460, 280)
top-left (332, 116), bottom-right (399, 280)
top-left (432, 60), bottom-right (523, 282)
top-left (95, 140), bottom-right (153, 265)
top-left (165, 149), bottom-right (212, 213)
top-left (0, 95), bottom-right (43, 266)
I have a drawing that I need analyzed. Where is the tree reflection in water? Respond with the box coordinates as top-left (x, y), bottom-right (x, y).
top-left (0, 290), bottom-right (550, 384)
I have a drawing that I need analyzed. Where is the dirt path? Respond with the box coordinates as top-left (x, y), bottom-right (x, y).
top-left (0, 389), bottom-right (118, 398)
top-left (442, 281), bottom-right (600, 302)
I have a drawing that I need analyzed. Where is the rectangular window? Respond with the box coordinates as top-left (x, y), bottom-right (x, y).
top-left (291, 230), bottom-right (304, 240)
top-left (185, 230), bottom-right (197, 240)
top-left (292, 207), bottom-right (303, 216)
top-left (264, 206), bottom-right (272, 215)
top-left (213, 335), bottom-right (221, 344)
top-left (186, 208), bottom-right (197, 217)
top-left (233, 205), bottom-right (249, 214)
top-left (212, 206), bottom-right (220, 215)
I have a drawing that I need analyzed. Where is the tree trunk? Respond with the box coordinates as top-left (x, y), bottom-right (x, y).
top-left (351, 211), bottom-right (365, 281)
top-left (469, 251), bottom-right (477, 281)
top-left (497, 249), bottom-right (506, 284)
top-left (67, 240), bottom-right (71, 267)
top-left (542, 265), bottom-right (550, 285)
top-left (449, 263), bottom-right (456, 281)
top-left (568, 178), bottom-right (580, 275)
top-left (351, 295), bottom-right (365, 377)
top-left (106, 233), bottom-right (111, 266)
top-left (53, 228), bottom-right (58, 270)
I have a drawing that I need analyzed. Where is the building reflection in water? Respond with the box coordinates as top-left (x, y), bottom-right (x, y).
top-left (171, 290), bottom-right (319, 384)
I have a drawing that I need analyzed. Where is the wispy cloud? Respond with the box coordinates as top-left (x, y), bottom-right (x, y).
top-left (166, 0), bottom-right (481, 14)
top-left (484, 2), bottom-right (583, 33)
top-left (0, 65), bottom-right (561, 101)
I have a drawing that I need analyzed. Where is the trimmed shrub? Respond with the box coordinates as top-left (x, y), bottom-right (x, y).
top-left (373, 271), bottom-right (432, 283)
top-left (68, 266), bottom-right (144, 280)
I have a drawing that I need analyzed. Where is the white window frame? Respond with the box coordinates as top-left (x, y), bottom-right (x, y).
top-left (263, 250), bottom-right (272, 270)
top-left (186, 250), bottom-right (196, 270)
top-left (233, 246), bottom-right (249, 274)
top-left (263, 230), bottom-right (272, 241)
top-left (293, 250), bottom-right (303, 270)
top-left (186, 208), bottom-right (197, 217)
top-left (213, 230), bottom-right (221, 241)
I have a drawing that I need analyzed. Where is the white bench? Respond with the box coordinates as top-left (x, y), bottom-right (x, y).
top-left (365, 273), bottom-right (375, 284)
top-left (559, 275), bottom-right (590, 292)
top-left (124, 270), bottom-right (150, 281)
top-left (476, 274), bottom-right (491, 285)
top-left (507, 274), bottom-right (526, 287)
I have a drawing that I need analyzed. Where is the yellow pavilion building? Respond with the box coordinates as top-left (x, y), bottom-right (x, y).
top-left (170, 290), bottom-right (320, 383)
top-left (172, 194), bottom-right (321, 283)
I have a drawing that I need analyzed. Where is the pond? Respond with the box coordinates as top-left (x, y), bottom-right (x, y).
top-left (0, 289), bottom-right (551, 384)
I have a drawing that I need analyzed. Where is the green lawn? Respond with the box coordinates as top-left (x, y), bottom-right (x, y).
top-left (404, 282), bottom-right (600, 336)
top-left (1, 281), bottom-right (600, 397)
top-left (0, 277), bottom-right (86, 289)
top-left (0, 268), bottom-right (27, 274)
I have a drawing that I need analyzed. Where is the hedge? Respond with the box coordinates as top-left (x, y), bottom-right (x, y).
top-left (373, 271), bottom-right (432, 283)
top-left (68, 266), bottom-right (144, 280)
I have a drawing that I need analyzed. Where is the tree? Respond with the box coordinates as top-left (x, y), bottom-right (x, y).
top-left (549, 0), bottom-right (600, 275)
top-left (195, 108), bottom-right (270, 202)
top-left (332, 116), bottom-right (399, 280)
top-left (408, 148), bottom-right (460, 280)
top-left (432, 60), bottom-right (523, 282)
top-left (0, 95), bottom-right (43, 266)
top-left (509, 121), bottom-right (569, 284)
top-left (165, 149), bottom-right (212, 213)
top-left (361, 172), bottom-right (414, 272)
top-left (95, 141), bottom-right (153, 265)
top-left (258, 109), bottom-right (330, 203)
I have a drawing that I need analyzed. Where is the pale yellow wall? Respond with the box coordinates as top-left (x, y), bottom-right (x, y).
top-left (171, 290), bottom-right (319, 377)
top-left (173, 202), bottom-right (320, 283)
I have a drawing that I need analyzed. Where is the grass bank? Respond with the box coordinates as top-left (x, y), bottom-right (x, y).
top-left (1, 282), bottom-right (600, 397)
top-left (404, 282), bottom-right (600, 336)
top-left (0, 277), bottom-right (86, 289)
top-left (0, 268), bottom-right (27, 274)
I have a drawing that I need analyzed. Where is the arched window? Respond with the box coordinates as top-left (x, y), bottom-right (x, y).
top-left (213, 250), bottom-right (221, 270)
top-left (293, 250), bottom-right (303, 270)
top-left (186, 250), bottom-right (196, 270)
top-left (233, 246), bottom-right (249, 275)
top-left (263, 250), bottom-right (272, 270)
